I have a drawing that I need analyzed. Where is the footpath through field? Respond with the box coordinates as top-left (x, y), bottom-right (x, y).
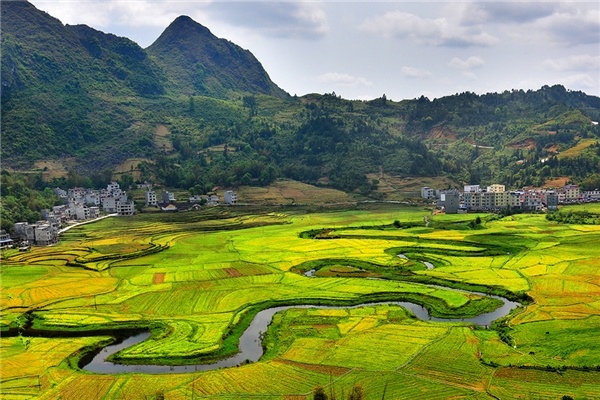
top-left (58, 213), bottom-right (118, 235)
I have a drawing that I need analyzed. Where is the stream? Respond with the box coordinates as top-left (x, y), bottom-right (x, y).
top-left (82, 290), bottom-right (518, 374)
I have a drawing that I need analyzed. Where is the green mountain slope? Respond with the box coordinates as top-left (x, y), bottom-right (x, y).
top-left (1, 1), bottom-right (599, 196)
top-left (146, 16), bottom-right (288, 99)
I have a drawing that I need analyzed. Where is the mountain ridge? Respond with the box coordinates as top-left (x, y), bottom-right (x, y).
top-left (1, 1), bottom-right (599, 199)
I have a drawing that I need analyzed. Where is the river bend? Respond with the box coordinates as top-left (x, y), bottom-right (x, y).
top-left (83, 293), bottom-right (518, 374)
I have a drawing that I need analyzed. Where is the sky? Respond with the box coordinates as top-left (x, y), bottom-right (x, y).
top-left (29, 0), bottom-right (600, 101)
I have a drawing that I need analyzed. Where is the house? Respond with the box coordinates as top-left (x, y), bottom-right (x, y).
top-left (162, 191), bottom-right (176, 203)
top-left (487, 184), bottom-right (506, 193)
top-left (85, 192), bottom-right (101, 206)
top-left (207, 194), bottom-right (220, 205)
top-left (421, 187), bottom-right (435, 199)
top-left (13, 222), bottom-right (58, 246)
top-left (464, 185), bottom-right (481, 193)
top-left (117, 199), bottom-right (135, 216)
top-left (224, 190), bottom-right (237, 205)
top-left (545, 191), bottom-right (558, 210)
top-left (583, 190), bottom-right (600, 201)
top-left (0, 230), bottom-right (13, 249)
top-left (102, 197), bottom-right (117, 213)
top-left (107, 181), bottom-right (120, 194)
top-left (437, 190), bottom-right (460, 214)
top-left (74, 204), bottom-right (90, 220)
top-left (14, 222), bottom-right (35, 242)
top-left (523, 192), bottom-right (543, 211)
top-left (161, 204), bottom-right (178, 212)
top-left (562, 184), bottom-right (580, 201)
top-left (34, 224), bottom-right (57, 245)
top-left (89, 207), bottom-right (100, 219)
top-left (494, 191), bottom-right (510, 209)
top-left (145, 190), bottom-right (157, 206)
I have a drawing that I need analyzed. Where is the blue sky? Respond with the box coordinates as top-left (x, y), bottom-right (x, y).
top-left (30, 0), bottom-right (600, 100)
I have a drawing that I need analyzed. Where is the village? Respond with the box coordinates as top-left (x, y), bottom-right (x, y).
top-left (3, 181), bottom-right (238, 248)
top-left (427, 183), bottom-right (599, 214)
top-left (3, 180), bottom-right (599, 249)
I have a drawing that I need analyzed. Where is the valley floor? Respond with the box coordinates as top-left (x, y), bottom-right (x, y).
top-left (1, 203), bottom-right (599, 399)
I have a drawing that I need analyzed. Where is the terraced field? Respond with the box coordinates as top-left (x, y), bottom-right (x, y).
top-left (1, 204), bottom-right (599, 399)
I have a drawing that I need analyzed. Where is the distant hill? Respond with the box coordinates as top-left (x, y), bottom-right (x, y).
top-left (1, 0), bottom-right (599, 197)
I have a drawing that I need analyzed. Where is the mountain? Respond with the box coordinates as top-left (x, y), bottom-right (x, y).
top-left (1, 0), bottom-right (599, 198)
top-left (1, 0), bottom-right (166, 168)
top-left (147, 16), bottom-right (288, 99)
top-left (0, 0), bottom-right (286, 169)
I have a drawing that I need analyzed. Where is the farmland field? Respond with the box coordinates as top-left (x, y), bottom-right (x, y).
top-left (1, 203), bottom-right (599, 399)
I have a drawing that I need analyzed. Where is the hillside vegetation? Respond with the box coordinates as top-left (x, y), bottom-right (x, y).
top-left (1, 1), bottom-right (599, 196)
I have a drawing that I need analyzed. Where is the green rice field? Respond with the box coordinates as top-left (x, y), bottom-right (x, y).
top-left (1, 203), bottom-right (599, 399)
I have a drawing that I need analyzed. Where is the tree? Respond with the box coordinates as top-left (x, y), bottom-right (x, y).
top-left (348, 384), bottom-right (365, 400)
top-left (313, 385), bottom-right (328, 400)
top-left (243, 95), bottom-right (258, 117)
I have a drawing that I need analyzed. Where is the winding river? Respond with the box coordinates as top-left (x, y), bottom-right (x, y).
top-left (82, 291), bottom-right (519, 374)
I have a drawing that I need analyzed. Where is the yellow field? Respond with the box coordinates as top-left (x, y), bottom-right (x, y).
top-left (557, 138), bottom-right (598, 159)
top-left (1, 205), bottom-right (600, 398)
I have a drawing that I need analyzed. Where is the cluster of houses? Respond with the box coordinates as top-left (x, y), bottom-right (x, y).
top-left (145, 189), bottom-right (237, 211)
top-left (425, 183), bottom-right (598, 214)
top-left (10, 182), bottom-right (134, 247)
top-left (8, 182), bottom-right (240, 247)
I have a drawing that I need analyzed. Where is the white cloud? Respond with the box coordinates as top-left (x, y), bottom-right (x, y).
top-left (359, 11), bottom-right (498, 47)
top-left (33, 1), bottom-right (329, 40)
top-left (449, 56), bottom-right (485, 70)
top-left (534, 7), bottom-right (600, 46)
top-left (317, 72), bottom-right (372, 87)
top-left (462, 2), bottom-right (557, 25)
top-left (400, 67), bottom-right (432, 79)
top-left (562, 73), bottom-right (598, 90)
top-left (206, 2), bottom-right (329, 39)
top-left (35, 0), bottom-right (205, 29)
top-left (541, 55), bottom-right (600, 71)
top-left (461, 71), bottom-right (478, 81)
top-left (462, 2), bottom-right (599, 48)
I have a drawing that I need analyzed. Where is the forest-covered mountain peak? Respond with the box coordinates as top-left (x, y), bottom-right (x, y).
top-left (149, 15), bottom-right (215, 48)
top-left (147, 14), bottom-right (288, 98)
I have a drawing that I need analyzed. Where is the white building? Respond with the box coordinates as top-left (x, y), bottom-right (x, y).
top-left (14, 222), bottom-right (58, 245)
top-left (85, 192), bottom-right (101, 206)
top-left (464, 185), bottom-right (481, 193)
top-left (74, 204), bottom-right (90, 220)
top-left (145, 190), bottom-right (157, 206)
top-left (117, 199), bottom-right (135, 216)
top-left (583, 190), bottom-right (600, 201)
top-left (421, 187), bottom-right (435, 199)
top-left (207, 194), bottom-right (220, 205)
top-left (162, 191), bottom-right (176, 203)
top-left (107, 181), bottom-right (120, 194)
top-left (224, 190), bottom-right (238, 205)
top-left (0, 230), bottom-right (14, 249)
top-left (34, 224), bottom-right (57, 245)
top-left (89, 207), bottom-right (100, 219)
top-left (102, 197), bottom-right (117, 213)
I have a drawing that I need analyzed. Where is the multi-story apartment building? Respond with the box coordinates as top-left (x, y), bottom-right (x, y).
top-left (421, 187), bottom-right (435, 199)
top-left (563, 185), bottom-right (580, 201)
top-left (224, 190), bottom-right (238, 205)
top-left (487, 184), bottom-right (506, 193)
top-left (145, 190), bottom-right (157, 206)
